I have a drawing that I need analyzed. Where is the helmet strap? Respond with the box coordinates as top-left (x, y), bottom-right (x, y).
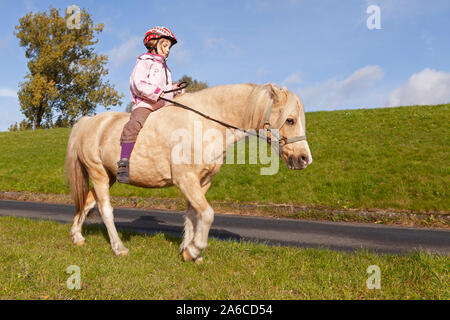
top-left (154, 39), bottom-right (161, 55)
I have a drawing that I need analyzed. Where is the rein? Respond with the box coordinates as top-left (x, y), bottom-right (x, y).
top-left (161, 84), bottom-right (306, 152)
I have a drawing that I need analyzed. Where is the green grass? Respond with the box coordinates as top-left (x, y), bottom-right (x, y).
top-left (0, 216), bottom-right (448, 299)
top-left (0, 105), bottom-right (449, 212)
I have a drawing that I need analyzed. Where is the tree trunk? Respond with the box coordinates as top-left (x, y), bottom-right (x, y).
top-left (34, 105), bottom-right (43, 129)
top-left (33, 117), bottom-right (38, 130)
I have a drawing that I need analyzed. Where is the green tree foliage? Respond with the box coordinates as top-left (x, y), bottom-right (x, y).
top-left (125, 101), bottom-right (134, 113)
top-left (8, 120), bottom-right (32, 132)
top-left (14, 7), bottom-right (123, 129)
top-left (177, 75), bottom-right (208, 93)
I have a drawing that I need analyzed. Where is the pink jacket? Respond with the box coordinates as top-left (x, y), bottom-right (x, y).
top-left (129, 53), bottom-right (181, 111)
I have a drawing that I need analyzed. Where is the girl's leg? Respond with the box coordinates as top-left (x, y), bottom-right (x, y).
top-left (117, 107), bottom-right (152, 183)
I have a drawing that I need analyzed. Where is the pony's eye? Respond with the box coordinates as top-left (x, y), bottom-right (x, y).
top-left (286, 118), bottom-right (295, 125)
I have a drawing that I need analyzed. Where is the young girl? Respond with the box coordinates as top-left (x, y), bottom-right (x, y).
top-left (117, 26), bottom-right (184, 183)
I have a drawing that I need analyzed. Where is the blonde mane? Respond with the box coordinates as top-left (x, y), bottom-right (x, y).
top-left (242, 83), bottom-right (301, 130)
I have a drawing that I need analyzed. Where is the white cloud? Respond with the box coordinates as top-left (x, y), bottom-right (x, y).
top-left (0, 96), bottom-right (22, 132)
top-left (25, 0), bottom-right (37, 12)
top-left (204, 37), bottom-right (242, 56)
top-left (298, 65), bottom-right (384, 110)
top-left (106, 36), bottom-right (141, 68)
top-left (0, 37), bottom-right (9, 50)
top-left (0, 87), bottom-right (17, 98)
top-left (107, 36), bottom-right (191, 67)
top-left (387, 68), bottom-right (450, 107)
top-left (171, 40), bottom-right (191, 64)
top-left (282, 72), bottom-right (302, 86)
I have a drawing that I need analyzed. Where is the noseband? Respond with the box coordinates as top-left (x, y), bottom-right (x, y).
top-left (261, 104), bottom-right (307, 153)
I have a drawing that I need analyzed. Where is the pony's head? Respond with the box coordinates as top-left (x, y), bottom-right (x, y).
top-left (244, 83), bottom-right (313, 170)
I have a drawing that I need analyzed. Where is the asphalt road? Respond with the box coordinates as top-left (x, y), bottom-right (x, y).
top-left (0, 199), bottom-right (449, 255)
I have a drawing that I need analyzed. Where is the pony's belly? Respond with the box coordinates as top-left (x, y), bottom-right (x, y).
top-left (128, 158), bottom-right (173, 188)
top-left (130, 177), bottom-right (173, 188)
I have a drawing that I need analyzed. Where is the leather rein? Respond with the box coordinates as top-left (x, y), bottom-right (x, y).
top-left (161, 82), bottom-right (307, 152)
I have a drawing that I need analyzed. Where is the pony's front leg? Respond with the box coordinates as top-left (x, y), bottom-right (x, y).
top-left (177, 177), bottom-right (213, 262)
top-left (180, 201), bottom-right (197, 254)
top-left (189, 204), bottom-right (214, 263)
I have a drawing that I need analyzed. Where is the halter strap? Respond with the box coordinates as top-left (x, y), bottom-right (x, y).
top-left (262, 103), bottom-right (307, 151)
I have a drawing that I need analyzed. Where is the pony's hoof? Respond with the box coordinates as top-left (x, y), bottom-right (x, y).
top-left (195, 256), bottom-right (203, 264)
top-left (182, 249), bottom-right (203, 263)
top-left (75, 240), bottom-right (86, 246)
top-left (182, 249), bottom-right (193, 262)
top-left (71, 233), bottom-right (86, 245)
top-left (114, 247), bottom-right (129, 256)
top-left (118, 250), bottom-right (129, 256)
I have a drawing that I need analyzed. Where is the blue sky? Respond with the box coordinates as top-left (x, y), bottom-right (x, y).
top-left (1, 0), bottom-right (450, 131)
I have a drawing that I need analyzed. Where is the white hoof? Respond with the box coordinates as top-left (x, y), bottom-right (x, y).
top-left (117, 249), bottom-right (129, 256)
top-left (113, 245), bottom-right (129, 256)
top-left (71, 233), bottom-right (86, 245)
top-left (195, 256), bottom-right (203, 264)
top-left (182, 249), bottom-right (193, 262)
top-left (182, 243), bottom-right (202, 262)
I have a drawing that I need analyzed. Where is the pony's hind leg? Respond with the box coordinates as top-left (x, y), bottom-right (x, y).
top-left (70, 189), bottom-right (96, 245)
top-left (90, 167), bottom-right (129, 256)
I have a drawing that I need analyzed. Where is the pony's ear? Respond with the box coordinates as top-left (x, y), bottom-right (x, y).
top-left (262, 83), bottom-right (281, 105)
top-left (262, 83), bottom-right (288, 106)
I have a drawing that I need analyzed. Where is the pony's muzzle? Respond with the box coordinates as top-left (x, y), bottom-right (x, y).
top-left (287, 152), bottom-right (311, 170)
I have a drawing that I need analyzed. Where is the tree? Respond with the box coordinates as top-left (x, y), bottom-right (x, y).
top-left (177, 75), bottom-right (208, 93)
top-left (125, 101), bottom-right (134, 113)
top-left (8, 120), bottom-right (31, 132)
top-left (14, 7), bottom-right (123, 129)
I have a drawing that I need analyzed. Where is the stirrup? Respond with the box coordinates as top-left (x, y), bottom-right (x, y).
top-left (117, 159), bottom-right (130, 184)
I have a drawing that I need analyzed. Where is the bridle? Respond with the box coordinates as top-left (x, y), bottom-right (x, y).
top-left (161, 83), bottom-right (307, 153)
top-left (261, 103), bottom-right (307, 148)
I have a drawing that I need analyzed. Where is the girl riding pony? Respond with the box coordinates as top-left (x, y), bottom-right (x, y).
top-left (117, 26), bottom-right (184, 183)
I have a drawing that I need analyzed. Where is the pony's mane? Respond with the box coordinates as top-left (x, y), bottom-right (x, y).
top-left (242, 84), bottom-right (301, 130)
top-left (242, 84), bottom-right (273, 129)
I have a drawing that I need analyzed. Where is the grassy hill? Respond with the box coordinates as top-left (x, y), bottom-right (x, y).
top-left (0, 104), bottom-right (449, 212)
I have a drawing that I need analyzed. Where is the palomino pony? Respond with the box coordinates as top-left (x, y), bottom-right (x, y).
top-left (65, 83), bottom-right (313, 262)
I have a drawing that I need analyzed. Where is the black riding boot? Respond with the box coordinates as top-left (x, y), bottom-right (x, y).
top-left (117, 158), bottom-right (130, 184)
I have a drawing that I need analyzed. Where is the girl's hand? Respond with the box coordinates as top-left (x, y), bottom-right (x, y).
top-left (175, 82), bottom-right (186, 95)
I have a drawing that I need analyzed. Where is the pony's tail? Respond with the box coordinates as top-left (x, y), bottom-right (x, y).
top-left (65, 118), bottom-right (90, 213)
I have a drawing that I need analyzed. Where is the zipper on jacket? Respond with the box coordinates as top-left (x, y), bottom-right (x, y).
top-left (163, 60), bottom-right (169, 85)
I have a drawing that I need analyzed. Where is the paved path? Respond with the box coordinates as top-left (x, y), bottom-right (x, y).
top-left (1, 199), bottom-right (449, 255)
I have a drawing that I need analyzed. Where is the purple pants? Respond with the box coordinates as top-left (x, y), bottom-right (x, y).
top-left (120, 107), bottom-right (152, 159)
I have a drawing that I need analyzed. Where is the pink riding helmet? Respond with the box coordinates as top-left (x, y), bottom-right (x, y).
top-left (143, 26), bottom-right (177, 47)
